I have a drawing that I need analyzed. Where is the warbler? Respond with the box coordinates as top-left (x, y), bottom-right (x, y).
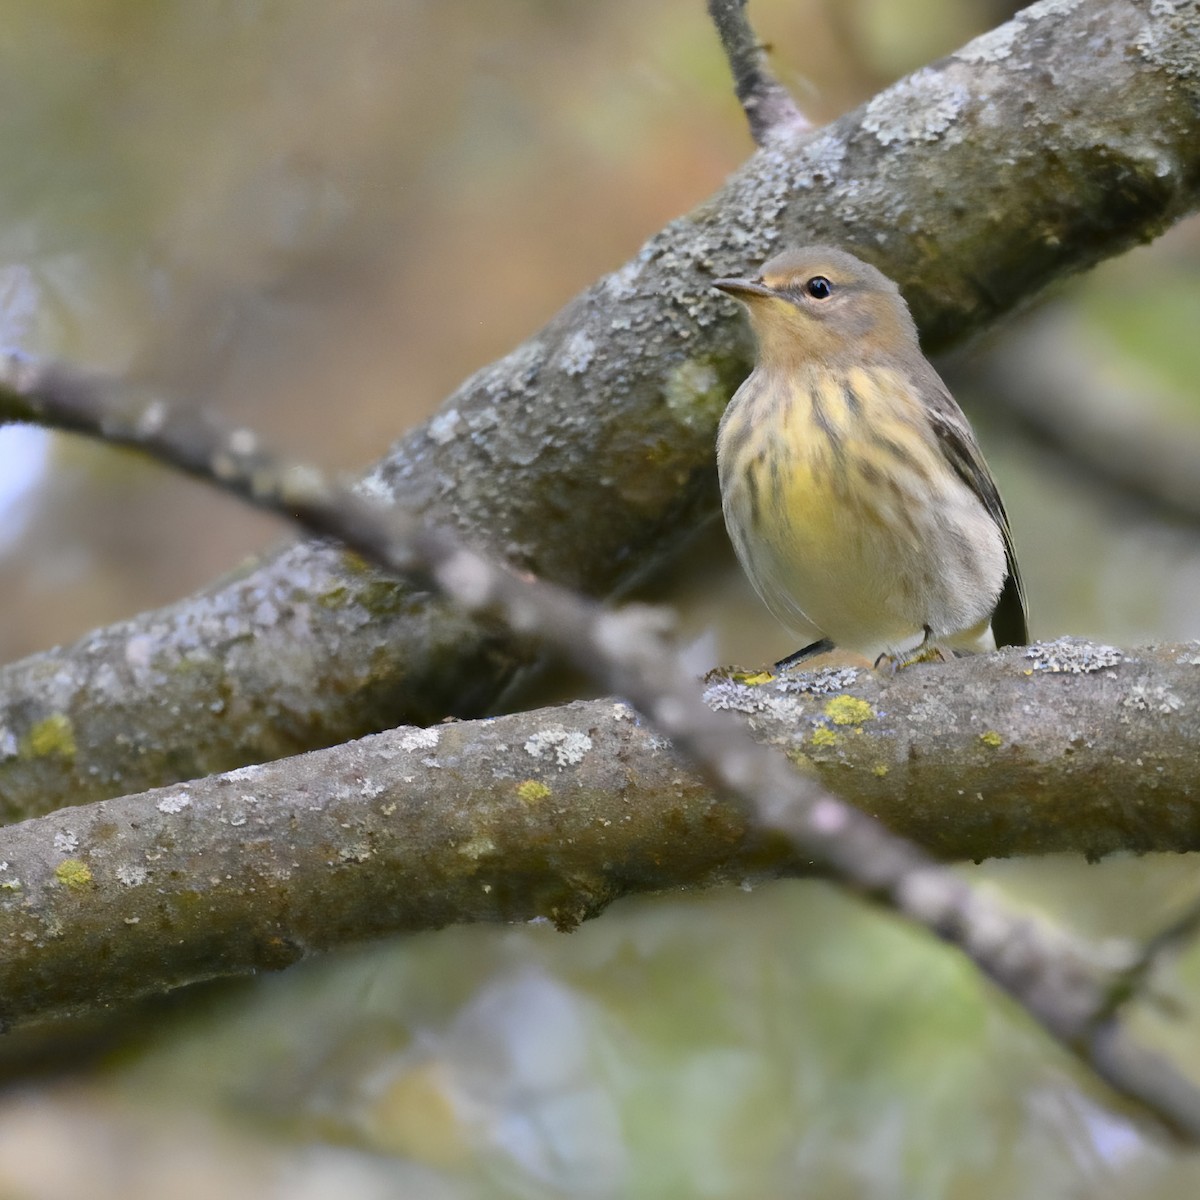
top-left (712, 245), bottom-right (1027, 671)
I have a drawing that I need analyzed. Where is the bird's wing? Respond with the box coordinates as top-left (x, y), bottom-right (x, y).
top-left (923, 378), bottom-right (1029, 648)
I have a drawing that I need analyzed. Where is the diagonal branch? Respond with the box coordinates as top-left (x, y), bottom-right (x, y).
top-left (706, 0), bottom-right (810, 144)
top-left (1094, 888), bottom-right (1200, 1026)
top-left (4, 358), bottom-right (1200, 1140)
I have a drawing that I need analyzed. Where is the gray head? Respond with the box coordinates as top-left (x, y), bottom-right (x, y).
top-left (712, 245), bottom-right (920, 367)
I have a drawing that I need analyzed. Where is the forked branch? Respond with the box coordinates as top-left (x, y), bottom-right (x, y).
top-left (707, 0), bottom-right (810, 143)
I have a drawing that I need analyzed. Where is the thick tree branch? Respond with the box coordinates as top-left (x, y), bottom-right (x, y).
top-left (706, 0), bottom-right (810, 144)
top-left (2, 0), bottom-right (1198, 823)
top-left (3, 642), bottom-right (1200, 1038)
top-left (3, 368), bottom-right (1200, 1139)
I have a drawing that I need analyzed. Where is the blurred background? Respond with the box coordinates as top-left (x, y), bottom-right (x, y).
top-left (2, 1), bottom-right (1200, 1196)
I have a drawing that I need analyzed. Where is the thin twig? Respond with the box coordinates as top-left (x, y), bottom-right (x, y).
top-left (1094, 891), bottom-right (1200, 1025)
top-left (706, 0), bottom-right (810, 144)
top-left (4, 355), bottom-right (1200, 1140)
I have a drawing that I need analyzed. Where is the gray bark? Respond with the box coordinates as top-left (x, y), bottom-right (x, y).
top-left (3, 0), bottom-right (1199, 822)
top-left (2, 639), bottom-right (1196, 1033)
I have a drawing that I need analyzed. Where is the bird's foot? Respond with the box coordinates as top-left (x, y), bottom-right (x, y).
top-left (873, 627), bottom-right (951, 673)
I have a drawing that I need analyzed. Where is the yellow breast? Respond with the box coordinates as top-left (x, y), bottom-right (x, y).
top-left (716, 364), bottom-right (988, 655)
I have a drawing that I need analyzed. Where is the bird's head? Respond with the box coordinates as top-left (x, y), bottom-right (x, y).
top-left (713, 246), bottom-right (919, 369)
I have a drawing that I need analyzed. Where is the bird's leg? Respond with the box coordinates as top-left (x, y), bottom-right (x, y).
top-left (727, 638), bottom-right (834, 686)
top-left (773, 637), bottom-right (835, 673)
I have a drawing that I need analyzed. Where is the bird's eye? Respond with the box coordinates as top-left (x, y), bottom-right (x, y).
top-left (805, 276), bottom-right (833, 300)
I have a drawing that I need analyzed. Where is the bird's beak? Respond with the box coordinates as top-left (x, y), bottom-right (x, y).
top-left (712, 277), bottom-right (775, 302)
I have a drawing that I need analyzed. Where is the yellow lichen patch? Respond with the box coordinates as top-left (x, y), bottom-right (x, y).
top-left (979, 730), bottom-right (1003, 748)
top-left (340, 549), bottom-right (371, 574)
top-left (316, 585), bottom-right (350, 610)
top-left (873, 764), bottom-right (889, 777)
top-left (516, 779), bottom-right (550, 804)
top-left (55, 859), bottom-right (92, 889)
top-left (823, 696), bottom-right (875, 727)
top-left (731, 668), bottom-right (774, 686)
top-left (811, 726), bottom-right (839, 748)
top-left (20, 713), bottom-right (77, 761)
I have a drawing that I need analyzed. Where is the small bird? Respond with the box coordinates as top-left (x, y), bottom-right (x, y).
top-left (712, 245), bottom-right (1027, 671)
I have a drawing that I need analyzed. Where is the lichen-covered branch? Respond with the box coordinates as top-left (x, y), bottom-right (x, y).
top-left (2, 359), bottom-right (1200, 1135)
top-left (0, 702), bottom-right (744, 1028)
top-left (3, 0), bottom-right (1200, 824)
top-left (708, 639), bottom-right (1200, 861)
top-left (706, 0), bottom-right (810, 144)
top-left (5, 639), bottom-right (1200, 1017)
top-left (3, 642), bottom-right (1200, 1128)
